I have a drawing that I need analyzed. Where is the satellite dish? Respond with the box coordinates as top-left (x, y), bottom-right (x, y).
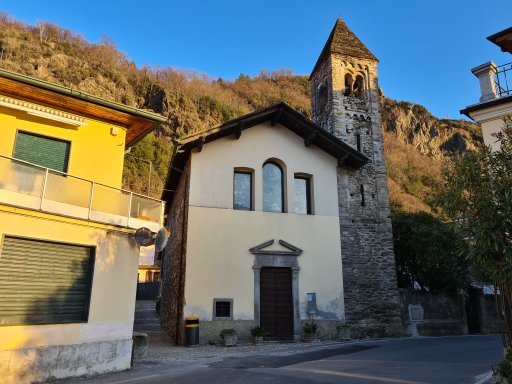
top-left (155, 227), bottom-right (170, 252)
top-left (133, 227), bottom-right (154, 246)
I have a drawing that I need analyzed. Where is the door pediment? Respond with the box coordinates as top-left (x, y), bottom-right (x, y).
top-left (249, 239), bottom-right (303, 256)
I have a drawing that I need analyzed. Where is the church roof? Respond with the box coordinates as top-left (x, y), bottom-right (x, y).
top-left (310, 18), bottom-right (378, 79)
top-left (162, 102), bottom-right (368, 202)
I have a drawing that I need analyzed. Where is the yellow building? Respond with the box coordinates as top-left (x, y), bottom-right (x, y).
top-left (0, 69), bottom-right (166, 383)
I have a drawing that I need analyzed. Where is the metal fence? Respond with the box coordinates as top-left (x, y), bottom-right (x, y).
top-left (495, 61), bottom-right (512, 97)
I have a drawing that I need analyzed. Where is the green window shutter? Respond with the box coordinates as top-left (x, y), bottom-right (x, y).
top-left (14, 131), bottom-right (71, 173)
top-left (0, 236), bottom-right (94, 325)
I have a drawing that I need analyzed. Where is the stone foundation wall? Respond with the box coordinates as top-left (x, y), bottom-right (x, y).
top-left (0, 339), bottom-right (132, 384)
top-left (194, 320), bottom-right (256, 345)
top-left (195, 319), bottom-right (348, 344)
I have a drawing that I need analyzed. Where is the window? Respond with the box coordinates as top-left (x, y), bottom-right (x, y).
top-left (294, 175), bottom-right (312, 214)
top-left (354, 75), bottom-right (365, 99)
top-left (233, 170), bottom-right (253, 210)
top-left (263, 161), bottom-right (284, 213)
top-left (317, 84), bottom-right (328, 112)
top-left (14, 131), bottom-right (71, 173)
top-left (344, 73), bottom-right (354, 96)
top-left (213, 299), bottom-right (233, 320)
top-left (0, 236), bottom-right (94, 325)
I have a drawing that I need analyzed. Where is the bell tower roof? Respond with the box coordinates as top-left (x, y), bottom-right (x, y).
top-left (310, 18), bottom-right (378, 79)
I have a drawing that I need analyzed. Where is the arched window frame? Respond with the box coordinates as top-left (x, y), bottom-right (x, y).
top-left (354, 74), bottom-right (366, 99)
top-left (262, 159), bottom-right (286, 213)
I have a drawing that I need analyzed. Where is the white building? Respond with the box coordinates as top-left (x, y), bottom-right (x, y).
top-left (461, 27), bottom-right (512, 150)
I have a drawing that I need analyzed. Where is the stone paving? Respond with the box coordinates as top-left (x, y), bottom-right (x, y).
top-left (131, 300), bottom-right (362, 371)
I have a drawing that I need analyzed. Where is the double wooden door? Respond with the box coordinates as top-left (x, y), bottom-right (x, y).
top-left (259, 267), bottom-right (293, 339)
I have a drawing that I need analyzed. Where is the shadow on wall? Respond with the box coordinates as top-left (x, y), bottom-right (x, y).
top-left (0, 230), bottom-right (137, 383)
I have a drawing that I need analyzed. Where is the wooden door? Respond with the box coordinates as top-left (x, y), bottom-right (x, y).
top-left (260, 267), bottom-right (293, 339)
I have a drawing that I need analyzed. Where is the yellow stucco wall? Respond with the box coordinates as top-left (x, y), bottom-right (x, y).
top-left (184, 123), bottom-right (344, 321)
top-left (188, 122), bottom-right (340, 216)
top-left (184, 207), bottom-right (344, 320)
top-left (0, 207), bottom-right (139, 351)
top-left (0, 101), bottom-right (127, 188)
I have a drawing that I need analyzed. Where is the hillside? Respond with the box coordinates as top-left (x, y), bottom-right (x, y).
top-left (0, 13), bottom-right (482, 213)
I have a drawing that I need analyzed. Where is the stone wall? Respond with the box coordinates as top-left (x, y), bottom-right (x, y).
top-left (0, 339), bottom-right (131, 384)
top-left (400, 289), bottom-right (467, 336)
top-left (160, 158), bottom-right (191, 346)
top-left (480, 294), bottom-right (501, 334)
top-left (311, 52), bottom-right (403, 338)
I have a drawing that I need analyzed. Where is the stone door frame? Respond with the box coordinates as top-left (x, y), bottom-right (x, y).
top-left (250, 239), bottom-right (302, 341)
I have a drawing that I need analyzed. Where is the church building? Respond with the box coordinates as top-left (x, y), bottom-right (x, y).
top-left (160, 18), bottom-right (403, 344)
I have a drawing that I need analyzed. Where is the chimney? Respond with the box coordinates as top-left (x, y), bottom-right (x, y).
top-left (471, 61), bottom-right (498, 103)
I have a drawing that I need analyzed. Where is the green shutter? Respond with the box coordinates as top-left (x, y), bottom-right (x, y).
top-left (0, 236), bottom-right (94, 325)
top-left (14, 132), bottom-right (70, 173)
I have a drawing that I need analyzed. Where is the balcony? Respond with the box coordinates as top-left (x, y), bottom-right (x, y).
top-left (0, 154), bottom-right (164, 232)
top-left (495, 62), bottom-right (512, 97)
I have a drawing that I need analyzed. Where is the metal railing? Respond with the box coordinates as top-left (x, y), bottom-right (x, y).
top-left (495, 62), bottom-right (512, 97)
top-left (0, 154), bottom-right (164, 230)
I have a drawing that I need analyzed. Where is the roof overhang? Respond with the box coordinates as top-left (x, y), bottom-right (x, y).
top-left (0, 68), bottom-right (167, 147)
top-left (460, 95), bottom-right (512, 120)
top-left (162, 102), bottom-right (368, 202)
top-left (487, 27), bottom-right (512, 54)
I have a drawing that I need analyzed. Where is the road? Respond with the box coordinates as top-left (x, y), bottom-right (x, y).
top-left (58, 335), bottom-right (503, 384)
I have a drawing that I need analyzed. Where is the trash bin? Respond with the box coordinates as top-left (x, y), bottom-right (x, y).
top-left (185, 316), bottom-right (199, 346)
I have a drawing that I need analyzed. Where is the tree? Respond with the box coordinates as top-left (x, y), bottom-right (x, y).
top-left (392, 211), bottom-right (468, 292)
top-left (435, 115), bottom-right (512, 347)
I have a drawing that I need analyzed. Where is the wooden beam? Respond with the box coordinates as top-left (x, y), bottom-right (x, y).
top-left (197, 136), bottom-right (205, 152)
top-left (304, 131), bottom-right (318, 147)
top-left (235, 122), bottom-right (244, 139)
top-left (337, 153), bottom-right (349, 167)
top-left (270, 110), bottom-right (282, 126)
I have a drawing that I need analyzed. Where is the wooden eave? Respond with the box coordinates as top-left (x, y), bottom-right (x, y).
top-left (0, 69), bottom-right (167, 147)
top-left (487, 27), bottom-right (512, 54)
top-left (162, 103), bottom-right (368, 203)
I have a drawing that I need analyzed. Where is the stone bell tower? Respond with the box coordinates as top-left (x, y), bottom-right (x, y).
top-left (310, 18), bottom-right (403, 337)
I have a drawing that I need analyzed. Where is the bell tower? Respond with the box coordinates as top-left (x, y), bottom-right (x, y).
top-left (310, 19), bottom-right (403, 338)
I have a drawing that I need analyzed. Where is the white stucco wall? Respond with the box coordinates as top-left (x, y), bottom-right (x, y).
top-left (468, 100), bottom-right (512, 151)
top-left (184, 123), bottom-right (344, 321)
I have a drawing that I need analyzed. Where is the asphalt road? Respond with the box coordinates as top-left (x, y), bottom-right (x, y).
top-left (60, 335), bottom-right (503, 384)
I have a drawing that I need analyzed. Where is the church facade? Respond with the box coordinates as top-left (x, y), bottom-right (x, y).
top-left (160, 18), bottom-right (403, 344)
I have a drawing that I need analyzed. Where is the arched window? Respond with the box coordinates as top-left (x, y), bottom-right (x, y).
top-left (317, 84), bottom-right (328, 113)
top-left (344, 73), bottom-right (353, 97)
top-left (354, 75), bottom-right (365, 99)
top-left (263, 161), bottom-right (284, 213)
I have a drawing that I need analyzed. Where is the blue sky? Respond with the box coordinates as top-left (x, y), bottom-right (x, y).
top-left (3, 1), bottom-right (512, 119)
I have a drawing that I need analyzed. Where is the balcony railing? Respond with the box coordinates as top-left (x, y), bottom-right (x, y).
top-left (0, 154), bottom-right (164, 232)
top-left (495, 62), bottom-right (512, 97)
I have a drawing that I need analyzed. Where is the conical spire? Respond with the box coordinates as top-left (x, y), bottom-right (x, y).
top-left (310, 18), bottom-right (378, 78)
